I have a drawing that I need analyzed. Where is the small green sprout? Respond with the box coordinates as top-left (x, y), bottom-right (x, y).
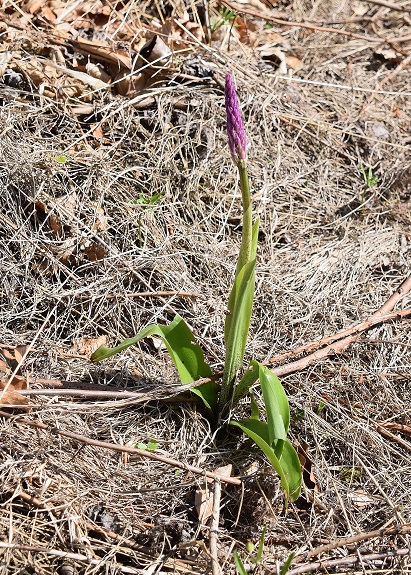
top-left (131, 192), bottom-right (163, 206)
top-left (360, 164), bottom-right (378, 189)
top-left (339, 466), bottom-right (362, 483)
top-left (294, 407), bottom-right (305, 422)
top-left (233, 527), bottom-right (268, 573)
top-left (136, 440), bottom-right (159, 452)
top-left (210, 7), bottom-right (236, 36)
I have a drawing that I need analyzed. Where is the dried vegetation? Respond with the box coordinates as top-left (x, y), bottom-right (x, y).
top-left (0, 0), bottom-right (411, 573)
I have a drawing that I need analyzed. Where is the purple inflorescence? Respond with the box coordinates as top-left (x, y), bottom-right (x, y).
top-left (224, 74), bottom-right (247, 162)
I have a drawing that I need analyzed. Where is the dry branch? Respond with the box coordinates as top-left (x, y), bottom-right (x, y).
top-left (267, 309), bottom-right (411, 367)
top-left (358, 0), bottom-right (411, 11)
top-left (270, 275), bottom-right (411, 378)
top-left (303, 523), bottom-right (411, 560)
top-left (287, 548), bottom-right (409, 575)
top-left (210, 479), bottom-right (222, 575)
top-left (0, 411), bottom-right (241, 486)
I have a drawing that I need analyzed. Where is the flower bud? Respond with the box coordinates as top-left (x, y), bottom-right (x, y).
top-left (224, 74), bottom-right (247, 163)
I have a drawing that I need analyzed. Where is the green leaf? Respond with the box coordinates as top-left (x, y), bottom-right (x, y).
top-left (225, 219), bottom-right (259, 347)
top-left (191, 380), bottom-right (218, 413)
top-left (232, 360), bottom-right (260, 405)
top-left (233, 550), bottom-right (248, 575)
top-left (220, 259), bottom-right (256, 408)
top-left (257, 363), bottom-right (290, 444)
top-left (254, 525), bottom-right (266, 564)
top-left (146, 439), bottom-right (159, 451)
top-left (280, 552), bottom-right (295, 575)
top-left (249, 388), bottom-right (260, 420)
top-left (232, 418), bottom-right (270, 444)
top-left (279, 440), bottom-right (302, 502)
top-left (136, 440), bottom-right (159, 451)
top-left (91, 315), bottom-right (217, 412)
top-left (55, 154), bottom-right (67, 164)
top-left (132, 192), bottom-right (163, 205)
top-left (230, 420), bottom-right (301, 502)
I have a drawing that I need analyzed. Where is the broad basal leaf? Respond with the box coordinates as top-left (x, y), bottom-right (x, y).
top-left (257, 362), bottom-right (290, 444)
top-left (91, 315), bottom-right (217, 412)
top-left (230, 419), bottom-right (301, 502)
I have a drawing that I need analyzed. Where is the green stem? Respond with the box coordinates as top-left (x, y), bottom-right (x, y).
top-left (219, 160), bottom-right (254, 416)
top-left (236, 160), bottom-right (252, 275)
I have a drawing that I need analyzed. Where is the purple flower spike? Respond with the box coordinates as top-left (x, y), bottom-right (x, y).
top-left (224, 74), bottom-right (247, 163)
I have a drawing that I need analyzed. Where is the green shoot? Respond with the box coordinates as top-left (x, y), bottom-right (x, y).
top-left (210, 7), bottom-right (236, 36)
top-left (360, 164), bottom-right (378, 189)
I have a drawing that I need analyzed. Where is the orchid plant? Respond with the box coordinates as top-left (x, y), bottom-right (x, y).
top-left (91, 74), bottom-right (302, 502)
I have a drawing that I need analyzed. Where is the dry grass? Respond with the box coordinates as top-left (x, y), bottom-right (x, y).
top-left (0, 0), bottom-right (411, 573)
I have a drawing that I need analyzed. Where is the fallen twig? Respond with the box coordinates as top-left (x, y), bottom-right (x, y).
top-left (266, 309), bottom-right (411, 366)
top-left (222, 0), bottom-right (382, 42)
top-left (210, 479), bottom-right (222, 575)
top-left (302, 523), bottom-right (411, 560)
top-left (376, 425), bottom-right (411, 452)
top-left (287, 548), bottom-right (409, 575)
top-left (357, 0), bottom-right (411, 12)
top-left (379, 421), bottom-right (411, 437)
top-left (270, 275), bottom-right (411, 378)
top-left (0, 411), bottom-right (241, 486)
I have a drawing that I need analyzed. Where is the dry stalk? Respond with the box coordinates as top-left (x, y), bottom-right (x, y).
top-left (301, 523), bottom-right (411, 560)
top-left (209, 479), bottom-right (222, 575)
top-left (287, 548), bottom-right (410, 575)
top-left (270, 275), bottom-right (411, 378)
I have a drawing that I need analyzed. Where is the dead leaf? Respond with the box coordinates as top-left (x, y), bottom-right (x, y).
top-left (16, 57), bottom-right (95, 101)
top-left (2, 346), bottom-right (30, 373)
top-left (195, 464), bottom-right (232, 525)
top-left (26, 0), bottom-right (43, 14)
top-left (41, 5), bottom-right (56, 22)
top-left (85, 62), bottom-right (111, 84)
top-left (0, 359), bottom-right (9, 375)
top-left (195, 481), bottom-right (213, 524)
top-left (69, 336), bottom-right (107, 358)
top-left (91, 125), bottom-right (112, 146)
top-left (161, 13), bottom-right (204, 50)
top-left (258, 45), bottom-right (288, 74)
top-left (46, 60), bottom-right (110, 91)
top-left (297, 443), bottom-right (317, 492)
top-left (285, 55), bottom-right (303, 71)
top-left (0, 389), bottom-right (29, 407)
top-left (352, 1), bottom-right (369, 16)
top-left (347, 490), bottom-right (376, 508)
top-left (231, 16), bottom-right (259, 46)
top-left (82, 240), bottom-right (108, 262)
top-left (0, 372), bottom-right (29, 408)
top-left (71, 37), bottom-right (131, 69)
top-left (115, 35), bottom-right (172, 96)
top-left (1, 374), bottom-right (27, 391)
top-left (35, 192), bottom-right (78, 239)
